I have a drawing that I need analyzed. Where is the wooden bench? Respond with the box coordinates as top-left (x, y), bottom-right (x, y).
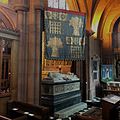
top-left (7, 101), bottom-right (49, 120)
top-left (0, 115), bottom-right (11, 120)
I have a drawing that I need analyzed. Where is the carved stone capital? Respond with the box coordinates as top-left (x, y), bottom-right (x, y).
top-left (34, 5), bottom-right (43, 11)
top-left (14, 4), bottom-right (29, 12)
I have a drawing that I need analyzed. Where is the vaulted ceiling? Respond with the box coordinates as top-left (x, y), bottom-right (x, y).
top-left (66, 0), bottom-right (120, 49)
top-left (0, 3), bottom-right (16, 29)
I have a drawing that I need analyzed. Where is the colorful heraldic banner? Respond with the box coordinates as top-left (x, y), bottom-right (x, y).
top-left (101, 65), bottom-right (113, 83)
top-left (44, 8), bottom-right (86, 60)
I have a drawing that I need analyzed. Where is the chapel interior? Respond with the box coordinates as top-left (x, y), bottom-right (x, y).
top-left (0, 0), bottom-right (120, 120)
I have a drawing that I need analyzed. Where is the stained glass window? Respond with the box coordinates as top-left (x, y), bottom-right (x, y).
top-left (48, 0), bottom-right (54, 8)
top-left (101, 65), bottom-right (113, 83)
top-left (0, 0), bottom-right (8, 4)
top-left (53, 0), bottom-right (58, 8)
top-left (48, 0), bottom-right (68, 10)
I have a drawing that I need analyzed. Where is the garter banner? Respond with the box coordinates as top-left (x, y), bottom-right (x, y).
top-left (44, 8), bottom-right (86, 60)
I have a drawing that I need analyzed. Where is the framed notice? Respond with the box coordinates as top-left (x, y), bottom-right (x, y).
top-left (92, 60), bottom-right (98, 80)
top-left (44, 8), bottom-right (86, 60)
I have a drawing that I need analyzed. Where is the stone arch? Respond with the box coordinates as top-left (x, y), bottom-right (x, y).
top-left (91, 0), bottom-right (111, 37)
top-left (109, 14), bottom-right (120, 47)
top-left (88, 0), bottom-right (120, 51)
top-left (0, 6), bottom-right (16, 29)
top-left (100, 9), bottom-right (120, 49)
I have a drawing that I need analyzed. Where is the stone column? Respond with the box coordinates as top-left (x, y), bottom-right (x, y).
top-left (27, 0), bottom-right (35, 103)
top-left (34, 6), bottom-right (43, 105)
top-left (85, 30), bottom-right (95, 100)
top-left (0, 40), bottom-right (3, 90)
top-left (14, 0), bottom-right (29, 102)
top-left (11, 40), bottom-right (19, 100)
top-left (26, 0), bottom-right (43, 104)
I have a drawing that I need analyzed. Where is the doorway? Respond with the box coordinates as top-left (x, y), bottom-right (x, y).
top-left (0, 29), bottom-right (19, 100)
top-left (0, 39), bottom-right (11, 93)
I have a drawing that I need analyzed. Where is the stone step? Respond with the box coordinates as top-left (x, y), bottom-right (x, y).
top-left (55, 102), bottom-right (87, 118)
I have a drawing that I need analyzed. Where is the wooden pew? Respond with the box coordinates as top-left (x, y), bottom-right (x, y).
top-left (13, 115), bottom-right (27, 120)
top-left (0, 115), bottom-right (11, 120)
top-left (7, 101), bottom-right (49, 120)
top-left (0, 115), bottom-right (27, 120)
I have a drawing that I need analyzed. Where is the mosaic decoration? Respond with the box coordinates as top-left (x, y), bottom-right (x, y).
top-left (101, 65), bottom-right (113, 83)
top-left (44, 8), bottom-right (86, 60)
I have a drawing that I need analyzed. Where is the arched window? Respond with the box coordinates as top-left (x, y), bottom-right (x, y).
top-left (48, 0), bottom-right (69, 10)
